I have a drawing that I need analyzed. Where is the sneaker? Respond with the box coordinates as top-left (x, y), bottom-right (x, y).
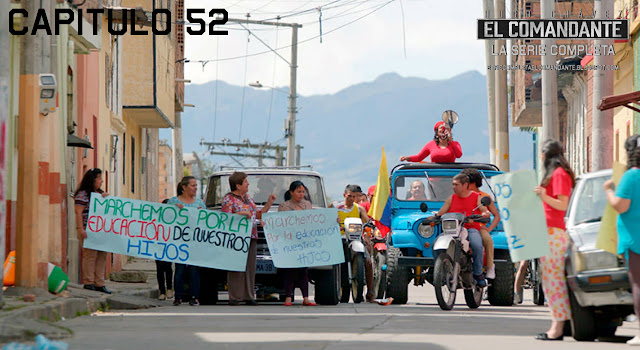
top-left (95, 286), bottom-right (112, 294)
top-left (486, 264), bottom-right (496, 280)
top-left (166, 290), bottom-right (174, 299)
top-left (189, 297), bottom-right (199, 306)
top-left (173, 298), bottom-right (182, 306)
top-left (158, 294), bottom-right (166, 301)
top-left (628, 335), bottom-right (640, 345)
top-left (473, 275), bottom-right (487, 288)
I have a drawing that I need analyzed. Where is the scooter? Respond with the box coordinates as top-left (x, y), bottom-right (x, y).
top-left (421, 197), bottom-right (491, 310)
top-left (341, 217), bottom-right (368, 303)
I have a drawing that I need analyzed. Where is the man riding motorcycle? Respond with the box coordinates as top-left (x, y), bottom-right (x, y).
top-left (430, 174), bottom-right (491, 287)
top-left (337, 184), bottom-right (375, 302)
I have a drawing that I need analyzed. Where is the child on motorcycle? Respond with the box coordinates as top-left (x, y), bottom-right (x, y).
top-left (460, 168), bottom-right (501, 279)
top-left (399, 121), bottom-right (463, 163)
top-left (429, 174), bottom-right (491, 287)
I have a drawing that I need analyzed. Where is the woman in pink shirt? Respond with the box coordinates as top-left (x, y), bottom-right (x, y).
top-left (399, 121), bottom-right (463, 163)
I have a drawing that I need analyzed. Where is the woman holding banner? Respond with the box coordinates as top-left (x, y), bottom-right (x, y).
top-left (533, 139), bottom-right (576, 341)
top-left (604, 134), bottom-right (640, 346)
top-left (278, 181), bottom-right (317, 306)
top-left (169, 176), bottom-right (205, 306)
top-left (222, 172), bottom-right (276, 305)
top-left (74, 168), bottom-right (111, 294)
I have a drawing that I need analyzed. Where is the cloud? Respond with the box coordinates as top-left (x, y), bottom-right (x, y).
top-left (184, 0), bottom-right (486, 95)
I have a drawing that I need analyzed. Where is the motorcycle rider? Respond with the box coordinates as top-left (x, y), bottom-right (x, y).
top-left (337, 184), bottom-right (375, 302)
top-left (430, 174), bottom-right (491, 287)
top-left (460, 168), bottom-right (501, 280)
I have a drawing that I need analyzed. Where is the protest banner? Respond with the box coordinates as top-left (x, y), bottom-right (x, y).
top-left (491, 170), bottom-right (549, 262)
top-left (596, 162), bottom-right (626, 255)
top-left (84, 193), bottom-right (251, 271)
top-left (262, 208), bottom-right (345, 268)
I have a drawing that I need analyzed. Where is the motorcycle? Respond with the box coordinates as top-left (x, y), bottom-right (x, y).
top-left (421, 197), bottom-right (491, 310)
top-left (366, 223), bottom-right (388, 299)
top-left (341, 217), bottom-right (368, 303)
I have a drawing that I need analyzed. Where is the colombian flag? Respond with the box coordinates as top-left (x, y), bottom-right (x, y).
top-left (369, 147), bottom-right (392, 233)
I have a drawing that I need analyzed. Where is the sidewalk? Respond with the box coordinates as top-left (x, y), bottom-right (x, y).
top-left (0, 258), bottom-right (163, 344)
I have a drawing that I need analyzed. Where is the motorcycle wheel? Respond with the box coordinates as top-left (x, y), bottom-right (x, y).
top-left (464, 285), bottom-right (483, 309)
top-left (532, 259), bottom-right (545, 306)
top-left (351, 253), bottom-right (365, 303)
top-left (434, 253), bottom-right (457, 310)
top-left (340, 262), bottom-right (351, 303)
top-left (373, 252), bottom-right (387, 299)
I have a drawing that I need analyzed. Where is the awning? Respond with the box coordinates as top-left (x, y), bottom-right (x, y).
top-left (67, 134), bottom-right (93, 149)
top-left (598, 90), bottom-right (640, 113)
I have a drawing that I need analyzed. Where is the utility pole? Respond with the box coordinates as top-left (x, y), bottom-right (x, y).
top-left (541, 0), bottom-right (559, 143)
top-left (483, 0), bottom-right (496, 165)
top-left (172, 112), bottom-right (184, 186)
top-left (227, 18), bottom-right (302, 166)
top-left (0, 0), bottom-right (10, 306)
top-left (17, 0), bottom-right (48, 287)
top-left (494, 0), bottom-right (510, 171)
top-left (286, 25), bottom-right (299, 166)
top-left (592, 0), bottom-right (614, 170)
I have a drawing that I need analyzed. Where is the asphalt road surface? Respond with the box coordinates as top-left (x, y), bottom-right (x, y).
top-left (60, 285), bottom-right (637, 350)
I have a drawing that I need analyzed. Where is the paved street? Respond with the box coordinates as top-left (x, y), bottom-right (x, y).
top-left (60, 285), bottom-right (637, 350)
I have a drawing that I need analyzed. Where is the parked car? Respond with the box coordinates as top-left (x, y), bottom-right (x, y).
top-left (565, 168), bottom-right (634, 341)
top-left (201, 166), bottom-right (341, 305)
top-left (385, 163), bottom-right (514, 306)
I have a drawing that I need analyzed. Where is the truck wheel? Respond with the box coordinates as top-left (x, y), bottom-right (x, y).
top-left (386, 247), bottom-right (409, 304)
top-left (373, 252), bottom-right (387, 299)
top-left (351, 254), bottom-right (365, 303)
top-left (487, 250), bottom-right (515, 306)
top-left (313, 265), bottom-right (340, 305)
top-left (568, 287), bottom-right (597, 341)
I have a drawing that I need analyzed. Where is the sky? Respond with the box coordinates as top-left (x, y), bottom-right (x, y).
top-left (183, 0), bottom-right (495, 96)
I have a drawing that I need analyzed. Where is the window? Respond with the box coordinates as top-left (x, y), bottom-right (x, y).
top-left (122, 132), bottom-right (126, 185)
top-left (394, 175), bottom-right (453, 202)
top-left (131, 135), bottom-right (135, 193)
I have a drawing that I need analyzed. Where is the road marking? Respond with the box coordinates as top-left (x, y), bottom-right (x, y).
top-left (193, 332), bottom-right (543, 345)
top-left (96, 310), bottom-right (549, 320)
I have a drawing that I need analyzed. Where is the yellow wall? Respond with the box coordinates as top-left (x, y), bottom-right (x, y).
top-left (121, 0), bottom-right (175, 127)
top-left (121, 114), bottom-right (144, 200)
top-left (613, 44), bottom-right (634, 164)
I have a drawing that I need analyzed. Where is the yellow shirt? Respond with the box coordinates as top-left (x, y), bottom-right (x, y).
top-left (338, 203), bottom-right (361, 234)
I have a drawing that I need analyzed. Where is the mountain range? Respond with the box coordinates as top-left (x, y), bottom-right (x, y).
top-left (160, 71), bottom-right (534, 199)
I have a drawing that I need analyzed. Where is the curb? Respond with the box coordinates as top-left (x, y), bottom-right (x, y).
top-left (0, 285), bottom-right (160, 344)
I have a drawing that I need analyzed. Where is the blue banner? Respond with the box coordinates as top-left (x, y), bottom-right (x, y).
top-left (84, 193), bottom-right (251, 271)
top-left (262, 208), bottom-right (345, 268)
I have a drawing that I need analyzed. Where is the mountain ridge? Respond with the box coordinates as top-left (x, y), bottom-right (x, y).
top-left (162, 70), bottom-right (533, 198)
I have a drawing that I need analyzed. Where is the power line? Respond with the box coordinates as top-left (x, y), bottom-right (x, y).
top-left (188, 0), bottom-right (395, 64)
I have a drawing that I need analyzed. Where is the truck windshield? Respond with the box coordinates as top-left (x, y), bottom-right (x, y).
top-left (206, 174), bottom-right (326, 208)
top-left (395, 176), bottom-right (453, 201)
top-left (394, 174), bottom-right (497, 202)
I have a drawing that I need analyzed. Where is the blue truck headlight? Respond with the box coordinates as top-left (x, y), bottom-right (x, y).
top-left (418, 224), bottom-right (434, 238)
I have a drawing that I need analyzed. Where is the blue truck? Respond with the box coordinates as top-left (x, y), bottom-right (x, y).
top-left (385, 162), bottom-right (515, 306)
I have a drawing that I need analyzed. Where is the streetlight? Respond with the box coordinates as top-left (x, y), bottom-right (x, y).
top-left (248, 81), bottom-right (299, 166)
